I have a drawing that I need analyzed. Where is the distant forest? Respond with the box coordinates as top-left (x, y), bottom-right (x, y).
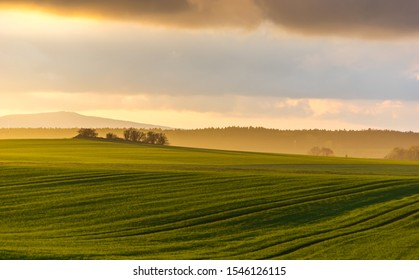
top-left (1, 127), bottom-right (419, 159)
top-left (166, 127), bottom-right (419, 159)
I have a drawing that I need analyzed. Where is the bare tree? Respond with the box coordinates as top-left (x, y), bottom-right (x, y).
top-left (155, 133), bottom-right (168, 145)
top-left (123, 129), bottom-right (131, 141)
top-left (106, 132), bottom-right (118, 139)
top-left (123, 128), bottom-right (145, 142)
top-left (308, 146), bottom-right (321, 156)
top-left (130, 129), bottom-right (141, 142)
top-left (321, 147), bottom-right (334, 156)
top-left (145, 131), bottom-right (157, 144)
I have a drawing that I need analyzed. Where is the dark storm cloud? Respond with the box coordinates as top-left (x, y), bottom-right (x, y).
top-left (257, 0), bottom-right (419, 37)
top-left (1, 0), bottom-right (419, 37)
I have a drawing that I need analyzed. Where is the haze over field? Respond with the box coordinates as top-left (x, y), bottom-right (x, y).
top-left (2, 123), bottom-right (419, 159)
top-left (0, 1), bottom-right (419, 130)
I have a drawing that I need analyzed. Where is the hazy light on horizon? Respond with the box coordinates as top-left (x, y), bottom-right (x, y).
top-left (0, 6), bottom-right (419, 131)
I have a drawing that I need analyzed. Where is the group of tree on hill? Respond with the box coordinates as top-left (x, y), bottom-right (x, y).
top-left (308, 146), bottom-right (334, 157)
top-left (385, 146), bottom-right (419, 161)
top-left (122, 128), bottom-right (168, 145)
top-left (76, 128), bottom-right (98, 138)
top-left (76, 128), bottom-right (168, 145)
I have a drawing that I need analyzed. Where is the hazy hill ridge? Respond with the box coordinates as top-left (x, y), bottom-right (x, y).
top-left (1, 126), bottom-right (419, 158)
top-left (1, 112), bottom-right (419, 158)
top-left (166, 127), bottom-right (419, 158)
top-left (0, 112), bottom-right (171, 129)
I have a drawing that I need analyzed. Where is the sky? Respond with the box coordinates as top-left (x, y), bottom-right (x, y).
top-left (0, 0), bottom-right (419, 130)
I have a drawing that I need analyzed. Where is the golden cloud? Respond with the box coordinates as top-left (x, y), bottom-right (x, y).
top-left (1, 0), bottom-right (418, 37)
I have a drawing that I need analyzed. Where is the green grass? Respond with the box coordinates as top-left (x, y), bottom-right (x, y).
top-left (0, 139), bottom-right (418, 259)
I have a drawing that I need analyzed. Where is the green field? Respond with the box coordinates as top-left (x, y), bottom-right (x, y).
top-left (0, 139), bottom-right (418, 259)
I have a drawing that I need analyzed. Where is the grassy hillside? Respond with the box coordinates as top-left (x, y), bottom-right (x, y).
top-left (0, 139), bottom-right (418, 259)
top-left (2, 127), bottom-right (419, 158)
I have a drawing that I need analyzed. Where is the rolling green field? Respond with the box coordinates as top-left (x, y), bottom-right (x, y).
top-left (0, 139), bottom-right (418, 259)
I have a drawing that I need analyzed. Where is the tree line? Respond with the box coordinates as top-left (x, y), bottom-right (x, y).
top-left (385, 146), bottom-right (419, 161)
top-left (76, 128), bottom-right (168, 145)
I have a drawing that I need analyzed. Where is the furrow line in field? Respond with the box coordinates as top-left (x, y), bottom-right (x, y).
top-left (75, 180), bottom-right (415, 239)
top-left (0, 172), bottom-right (134, 190)
top-left (0, 175), bottom-right (269, 218)
top-left (0, 172), bottom-right (208, 198)
top-left (221, 197), bottom-right (419, 258)
top-left (124, 179), bottom-right (412, 226)
top-left (265, 207), bottom-right (419, 259)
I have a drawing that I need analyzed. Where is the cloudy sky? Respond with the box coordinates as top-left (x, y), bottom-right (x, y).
top-left (0, 0), bottom-right (419, 130)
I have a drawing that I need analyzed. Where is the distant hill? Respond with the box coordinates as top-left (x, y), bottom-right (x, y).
top-left (164, 127), bottom-right (419, 159)
top-left (0, 112), bottom-right (171, 129)
top-left (1, 124), bottom-right (419, 158)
